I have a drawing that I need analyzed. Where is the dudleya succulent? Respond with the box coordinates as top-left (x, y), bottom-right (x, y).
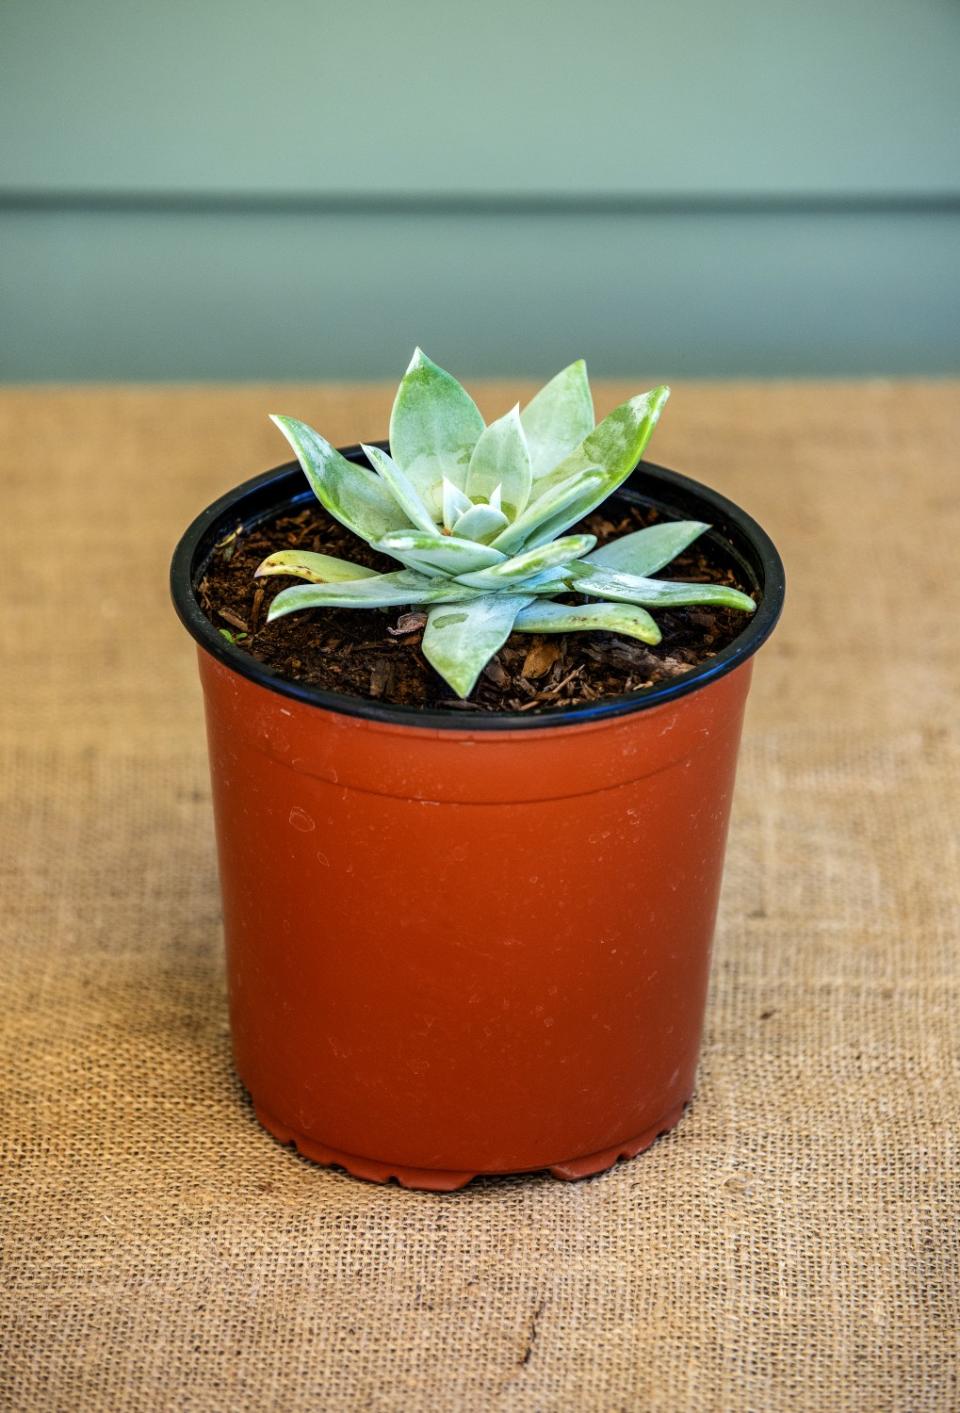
top-left (257, 351), bottom-right (755, 698)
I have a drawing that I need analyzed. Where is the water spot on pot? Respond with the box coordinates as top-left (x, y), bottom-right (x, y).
top-left (408, 1058), bottom-right (430, 1075)
top-left (288, 806), bottom-right (315, 832)
top-left (316, 851), bottom-right (330, 867)
top-left (452, 845), bottom-right (468, 861)
top-left (528, 874), bottom-right (539, 884)
top-left (543, 1016), bottom-right (555, 1028)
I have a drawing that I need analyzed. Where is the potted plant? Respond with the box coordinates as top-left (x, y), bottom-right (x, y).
top-left (171, 351), bottom-right (784, 1190)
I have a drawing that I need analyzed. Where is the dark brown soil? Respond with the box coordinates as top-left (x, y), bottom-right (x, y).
top-left (198, 498), bottom-right (756, 713)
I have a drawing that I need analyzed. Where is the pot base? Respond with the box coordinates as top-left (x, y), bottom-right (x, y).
top-left (251, 1097), bottom-right (691, 1192)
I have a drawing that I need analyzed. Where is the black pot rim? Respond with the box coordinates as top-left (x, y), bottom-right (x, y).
top-left (170, 445), bottom-right (785, 732)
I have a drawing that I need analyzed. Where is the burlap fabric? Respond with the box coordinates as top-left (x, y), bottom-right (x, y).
top-left (2, 383), bottom-right (957, 1412)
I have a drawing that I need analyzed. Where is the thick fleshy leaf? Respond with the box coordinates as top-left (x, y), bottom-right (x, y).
top-left (521, 359), bottom-right (595, 479)
top-left (514, 387), bottom-right (671, 552)
top-left (422, 594), bottom-right (534, 698)
top-left (568, 562), bottom-right (757, 612)
top-left (373, 530), bottom-right (507, 577)
top-left (520, 482), bottom-right (616, 551)
top-left (451, 502), bottom-right (510, 543)
top-left (490, 469), bottom-right (605, 555)
top-left (388, 349), bottom-right (485, 510)
top-left (454, 534), bottom-right (597, 589)
top-left (442, 476), bottom-right (472, 531)
top-left (586, 520), bottom-right (709, 576)
top-left (528, 381), bottom-right (672, 503)
top-left (254, 550), bottom-right (378, 583)
top-left (514, 600), bottom-right (662, 645)
top-left (512, 566), bottom-right (578, 596)
top-left (266, 569), bottom-right (482, 619)
top-left (465, 405), bottom-right (532, 519)
top-left (271, 415), bottom-right (409, 543)
top-left (361, 443), bottom-right (438, 534)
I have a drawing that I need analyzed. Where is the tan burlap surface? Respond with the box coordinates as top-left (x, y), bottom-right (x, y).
top-left (2, 382), bottom-right (958, 1412)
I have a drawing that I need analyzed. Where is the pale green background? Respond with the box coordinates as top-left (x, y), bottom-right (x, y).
top-left (2, 0), bottom-right (958, 379)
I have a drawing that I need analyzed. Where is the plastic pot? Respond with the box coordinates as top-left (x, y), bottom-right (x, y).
top-left (171, 448), bottom-right (784, 1191)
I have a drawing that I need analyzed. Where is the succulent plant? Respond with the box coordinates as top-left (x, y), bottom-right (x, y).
top-left (257, 351), bottom-right (756, 698)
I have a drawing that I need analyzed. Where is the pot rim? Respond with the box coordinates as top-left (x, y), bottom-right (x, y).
top-left (170, 444), bottom-right (785, 732)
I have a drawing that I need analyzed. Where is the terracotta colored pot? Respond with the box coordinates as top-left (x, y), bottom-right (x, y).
top-left (172, 449), bottom-right (784, 1190)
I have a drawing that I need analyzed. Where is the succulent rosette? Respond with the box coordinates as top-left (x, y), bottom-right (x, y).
top-left (258, 350), bottom-right (755, 697)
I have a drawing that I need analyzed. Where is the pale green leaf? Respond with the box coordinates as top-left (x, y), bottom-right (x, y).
top-left (512, 567), bottom-right (578, 596)
top-left (266, 569), bottom-right (482, 619)
top-left (388, 349), bottom-right (485, 510)
top-left (270, 415), bottom-right (409, 543)
top-left (520, 359), bottom-right (595, 479)
top-left (451, 502), bottom-right (510, 543)
top-left (442, 476), bottom-right (472, 531)
top-left (422, 594), bottom-right (534, 698)
top-left (568, 562), bottom-right (757, 612)
top-left (538, 385), bottom-right (670, 493)
top-left (373, 529), bottom-right (507, 577)
top-left (490, 469), bottom-right (605, 555)
top-left (514, 600), bottom-right (662, 645)
top-left (514, 386), bottom-right (671, 552)
top-left (586, 520), bottom-right (709, 575)
top-left (361, 443), bottom-right (438, 535)
top-left (454, 534), bottom-right (597, 589)
top-left (465, 405), bottom-right (532, 519)
top-left (520, 481), bottom-right (614, 551)
top-left (254, 549), bottom-right (378, 583)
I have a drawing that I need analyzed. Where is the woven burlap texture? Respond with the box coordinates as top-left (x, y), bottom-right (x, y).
top-left (2, 383), bottom-right (957, 1412)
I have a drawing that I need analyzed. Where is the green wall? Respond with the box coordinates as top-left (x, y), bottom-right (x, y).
top-left (2, 0), bottom-right (958, 379)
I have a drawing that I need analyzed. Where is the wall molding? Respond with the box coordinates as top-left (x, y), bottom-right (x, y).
top-left (2, 189), bottom-right (959, 217)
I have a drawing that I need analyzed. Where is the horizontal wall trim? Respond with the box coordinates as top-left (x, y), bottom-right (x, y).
top-left (2, 189), bottom-right (959, 218)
